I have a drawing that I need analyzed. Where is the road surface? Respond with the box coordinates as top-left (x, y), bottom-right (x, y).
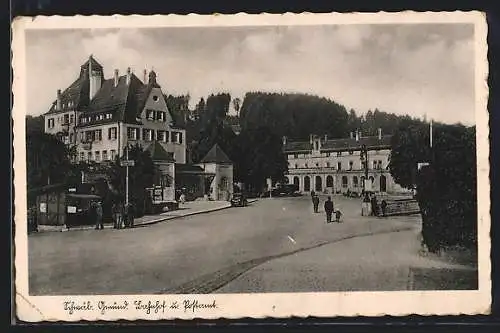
top-left (29, 195), bottom-right (434, 295)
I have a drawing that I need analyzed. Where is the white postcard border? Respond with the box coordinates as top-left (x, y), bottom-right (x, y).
top-left (12, 11), bottom-right (491, 321)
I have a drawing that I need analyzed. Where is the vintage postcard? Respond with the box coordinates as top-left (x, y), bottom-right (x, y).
top-left (12, 11), bottom-right (490, 321)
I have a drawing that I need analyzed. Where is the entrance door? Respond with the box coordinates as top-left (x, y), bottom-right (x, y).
top-left (293, 176), bottom-right (300, 188)
top-left (315, 176), bottom-right (322, 192)
top-left (304, 176), bottom-right (311, 192)
top-left (380, 175), bottom-right (387, 192)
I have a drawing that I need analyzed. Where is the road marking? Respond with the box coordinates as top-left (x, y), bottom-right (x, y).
top-left (287, 235), bottom-right (296, 244)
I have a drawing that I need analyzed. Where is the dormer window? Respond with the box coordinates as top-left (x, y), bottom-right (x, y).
top-left (153, 95), bottom-right (159, 102)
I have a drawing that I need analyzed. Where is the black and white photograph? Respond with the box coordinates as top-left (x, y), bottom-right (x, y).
top-left (12, 12), bottom-right (490, 320)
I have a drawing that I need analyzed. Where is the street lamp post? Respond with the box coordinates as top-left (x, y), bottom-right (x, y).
top-left (125, 144), bottom-right (129, 207)
top-left (361, 144), bottom-right (369, 192)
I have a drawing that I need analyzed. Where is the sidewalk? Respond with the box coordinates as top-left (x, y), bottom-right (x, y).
top-left (37, 199), bottom-right (257, 233)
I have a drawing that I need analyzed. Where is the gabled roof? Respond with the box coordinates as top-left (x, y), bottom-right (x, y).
top-left (45, 76), bottom-right (90, 115)
top-left (200, 144), bottom-right (232, 164)
top-left (46, 55), bottom-right (180, 128)
top-left (146, 141), bottom-right (175, 162)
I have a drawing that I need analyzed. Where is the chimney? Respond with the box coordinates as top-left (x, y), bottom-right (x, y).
top-left (126, 67), bottom-right (131, 85)
top-left (309, 134), bottom-right (314, 144)
top-left (143, 69), bottom-right (147, 84)
top-left (56, 89), bottom-right (62, 110)
top-left (378, 128), bottom-right (382, 140)
top-left (324, 134), bottom-right (328, 142)
top-left (282, 136), bottom-right (287, 146)
top-left (350, 131), bottom-right (354, 139)
top-left (114, 69), bottom-right (119, 87)
top-left (355, 130), bottom-right (360, 142)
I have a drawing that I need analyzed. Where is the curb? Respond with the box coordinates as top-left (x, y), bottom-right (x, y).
top-left (137, 204), bottom-right (232, 227)
top-left (138, 199), bottom-right (258, 227)
top-left (34, 199), bottom-right (259, 233)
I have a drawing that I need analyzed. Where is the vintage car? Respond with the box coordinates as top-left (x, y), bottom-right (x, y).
top-left (230, 192), bottom-right (248, 207)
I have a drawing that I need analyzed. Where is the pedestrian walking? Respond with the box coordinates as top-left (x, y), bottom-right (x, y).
top-left (179, 192), bottom-right (186, 205)
top-left (381, 200), bottom-right (387, 217)
top-left (324, 196), bottom-right (334, 223)
top-left (89, 201), bottom-right (97, 230)
top-left (312, 194), bottom-right (320, 213)
top-left (95, 201), bottom-right (104, 230)
top-left (112, 201), bottom-right (124, 229)
top-left (370, 194), bottom-right (379, 217)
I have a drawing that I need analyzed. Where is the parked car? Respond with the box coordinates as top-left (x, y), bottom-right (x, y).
top-left (231, 193), bottom-right (248, 207)
top-left (262, 184), bottom-right (300, 197)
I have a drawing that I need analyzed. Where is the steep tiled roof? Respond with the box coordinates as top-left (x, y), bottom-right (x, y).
top-left (45, 76), bottom-right (91, 115)
top-left (146, 141), bottom-right (175, 162)
top-left (284, 135), bottom-right (392, 153)
top-left (200, 144), bottom-right (232, 164)
top-left (47, 55), bottom-right (179, 128)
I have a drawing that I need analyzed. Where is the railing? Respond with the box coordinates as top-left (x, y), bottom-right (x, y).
top-left (380, 198), bottom-right (420, 216)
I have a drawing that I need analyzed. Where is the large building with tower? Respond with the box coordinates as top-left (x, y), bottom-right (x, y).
top-left (282, 129), bottom-right (407, 195)
top-left (43, 55), bottom-right (233, 202)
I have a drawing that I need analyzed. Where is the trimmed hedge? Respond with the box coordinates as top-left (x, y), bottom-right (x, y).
top-left (413, 126), bottom-right (477, 252)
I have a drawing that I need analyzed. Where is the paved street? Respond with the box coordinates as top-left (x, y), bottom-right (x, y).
top-left (28, 195), bottom-right (473, 295)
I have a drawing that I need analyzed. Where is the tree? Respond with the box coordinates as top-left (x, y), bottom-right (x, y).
top-left (26, 115), bottom-right (45, 134)
top-left (232, 97), bottom-right (241, 117)
top-left (189, 93), bottom-right (234, 162)
top-left (108, 144), bottom-right (157, 217)
top-left (389, 123), bottom-right (431, 189)
top-left (390, 122), bottom-right (477, 251)
top-left (232, 126), bottom-right (288, 191)
top-left (165, 94), bottom-right (190, 125)
top-left (26, 131), bottom-right (72, 189)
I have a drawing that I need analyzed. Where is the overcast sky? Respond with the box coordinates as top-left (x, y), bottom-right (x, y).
top-left (26, 24), bottom-right (475, 125)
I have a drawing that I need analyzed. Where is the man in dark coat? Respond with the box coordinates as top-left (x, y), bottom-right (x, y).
top-left (95, 201), bottom-right (104, 230)
top-left (312, 194), bottom-right (320, 213)
top-left (324, 196), bottom-right (334, 223)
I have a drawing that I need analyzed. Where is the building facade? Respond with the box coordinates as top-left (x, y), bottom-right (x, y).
top-left (283, 130), bottom-right (407, 195)
top-left (43, 55), bottom-right (187, 165)
top-left (43, 55), bottom-right (234, 202)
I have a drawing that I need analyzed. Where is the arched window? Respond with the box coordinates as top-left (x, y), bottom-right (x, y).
top-left (315, 176), bottom-right (322, 192)
top-left (342, 176), bottom-right (348, 188)
top-left (304, 176), bottom-right (311, 191)
top-left (326, 175), bottom-right (334, 187)
top-left (293, 176), bottom-right (300, 188)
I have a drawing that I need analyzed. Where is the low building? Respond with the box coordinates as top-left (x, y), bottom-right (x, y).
top-left (283, 129), bottom-right (407, 195)
top-left (196, 144), bottom-right (234, 201)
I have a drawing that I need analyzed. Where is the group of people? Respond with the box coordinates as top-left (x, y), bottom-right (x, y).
top-left (89, 200), bottom-right (134, 230)
top-left (311, 191), bottom-right (342, 224)
top-left (363, 192), bottom-right (387, 217)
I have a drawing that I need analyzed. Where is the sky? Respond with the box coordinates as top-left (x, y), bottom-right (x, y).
top-left (25, 24), bottom-right (475, 125)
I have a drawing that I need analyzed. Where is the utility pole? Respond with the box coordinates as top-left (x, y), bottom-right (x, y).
top-left (125, 144), bottom-right (129, 207)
